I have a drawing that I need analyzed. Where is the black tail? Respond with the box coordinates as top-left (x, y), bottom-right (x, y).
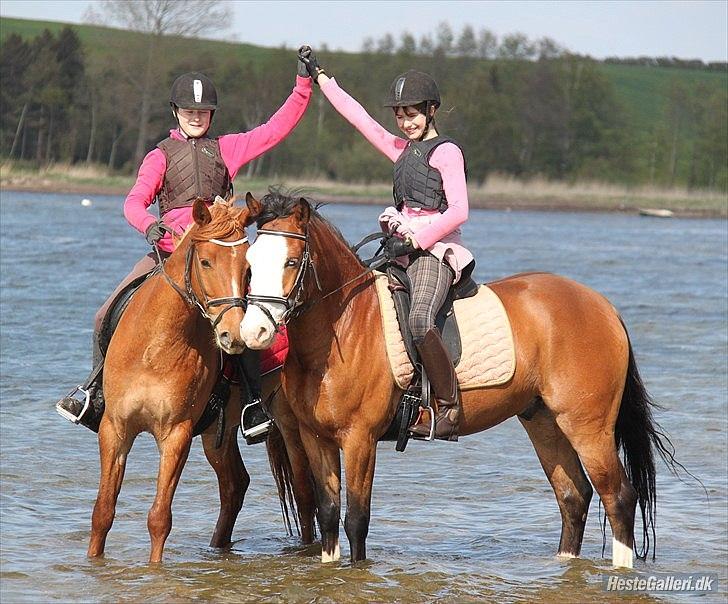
top-left (615, 326), bottom-right (682, 560)
top-left (265, 423), bottom-right (300, 537)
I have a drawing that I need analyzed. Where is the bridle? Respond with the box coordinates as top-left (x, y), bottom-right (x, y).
top-left (245, 228), bottom-right (318, 330)
top-left (246, 227), bottom-right (386, 332)
top-left (155, 234), bottom-right (249, 329)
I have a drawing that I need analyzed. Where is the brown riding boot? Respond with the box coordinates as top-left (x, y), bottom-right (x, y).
top-left (409, 328), bottom-right (460, 442)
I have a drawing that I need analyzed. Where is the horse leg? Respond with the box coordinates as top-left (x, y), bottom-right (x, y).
top-left (298, 425), bottom-right (341, 563)
top-left (341, 432), bottom-right (377, 563)
top-left (88, 417), bottom-right (135, 557)
top-left (201, 424), bottom-right (249, 549)
top-left (147, 421), bottom-right (193, 563)
top-left (555, 412), bottom-right (637, 568)
top-left (518, 406), bottom-right (593, 558)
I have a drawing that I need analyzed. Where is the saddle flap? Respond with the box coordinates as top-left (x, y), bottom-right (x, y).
top-left (99, 272), bottom-right (154, 355)
top-left (386, 265), bottom-right (462, 368)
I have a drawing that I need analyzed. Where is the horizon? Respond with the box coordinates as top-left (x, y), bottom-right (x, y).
top-left (1, 0), bottom-right (727, 63)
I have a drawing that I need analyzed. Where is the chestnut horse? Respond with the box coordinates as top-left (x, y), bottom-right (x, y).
top-left (239, 191), bottom-right (677, 569)
top-left (88, 196), bottom-right (314, 563)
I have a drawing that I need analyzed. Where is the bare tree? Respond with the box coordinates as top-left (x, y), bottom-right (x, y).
top-left (85, 0), bottom-right (231, 166)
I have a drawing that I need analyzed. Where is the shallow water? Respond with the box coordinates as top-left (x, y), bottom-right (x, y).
top-left (1, 191), bottom-right (726, 602)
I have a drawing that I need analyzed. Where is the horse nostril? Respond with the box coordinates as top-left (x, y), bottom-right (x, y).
top-left (219, 331), bottom-right (230, 345)
top-left (256, 326), bottom-right (268, 343)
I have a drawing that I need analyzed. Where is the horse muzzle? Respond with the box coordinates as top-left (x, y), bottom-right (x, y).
top-left (240, 306), bottom-right (279, 350)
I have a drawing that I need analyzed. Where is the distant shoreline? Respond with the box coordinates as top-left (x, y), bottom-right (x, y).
top-left (2, 170), bottom-right (725, 219)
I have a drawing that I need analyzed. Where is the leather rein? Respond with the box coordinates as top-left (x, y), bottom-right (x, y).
top-left (154, 234), bottom-right (249, 329)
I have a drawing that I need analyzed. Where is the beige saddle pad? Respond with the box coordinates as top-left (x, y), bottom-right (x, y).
top-left (374, 274), bottom-right (516, 391)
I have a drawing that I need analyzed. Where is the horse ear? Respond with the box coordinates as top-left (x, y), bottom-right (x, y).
top-left (245, 192), bottom-right (262, 216)
top-left (192, 197), bottom-right (212, 226)
top-left (295, 197), bottom-right (311, 225)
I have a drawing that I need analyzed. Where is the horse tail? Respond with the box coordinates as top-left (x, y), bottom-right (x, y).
top-left (265, 422), bottom-right (300, 537)
top-left (615, 321), bottom-right (682, 560)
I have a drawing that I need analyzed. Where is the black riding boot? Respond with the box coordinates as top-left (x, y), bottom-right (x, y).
top-left (55, 331), bottom-right (105, 433)
top-left (409, 328), bottom-right (460, 442)
top-left (238, 349), bottom-right (272, 445)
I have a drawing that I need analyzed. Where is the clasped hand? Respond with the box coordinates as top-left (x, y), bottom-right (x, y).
top-left (382, 235), bottom-right (416, 260)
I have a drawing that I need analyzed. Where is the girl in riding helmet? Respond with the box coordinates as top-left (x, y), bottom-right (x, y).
top-left (57, 61), bottom-right (313, 439)
top-left (298, 48), bottom-right (474, 442)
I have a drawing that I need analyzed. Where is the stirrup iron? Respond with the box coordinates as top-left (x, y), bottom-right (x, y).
top-left (56, 385), bottom-right (92, 424)
top-left (241, 401), bottom-right (273, 441)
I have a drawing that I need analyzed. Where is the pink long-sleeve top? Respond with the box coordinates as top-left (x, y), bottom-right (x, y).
top-left (319, 77), bottom-right (474, 281)
top-left (124, 76), bottom-right (313, 252)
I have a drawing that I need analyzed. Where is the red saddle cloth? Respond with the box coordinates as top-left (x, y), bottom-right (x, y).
top-left (260, 325), bottom-right (289, 374)
top-left (221, 326), bottom-right (289, 380)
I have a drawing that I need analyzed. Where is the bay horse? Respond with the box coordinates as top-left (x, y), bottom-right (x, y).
top-left (239, 191), bottom-right (677, 569)
top-left (88, 196), bottom-right (314, 563)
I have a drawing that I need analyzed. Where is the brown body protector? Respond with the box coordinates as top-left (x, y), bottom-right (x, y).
top-left (157, 137), bottom-right (232, 215)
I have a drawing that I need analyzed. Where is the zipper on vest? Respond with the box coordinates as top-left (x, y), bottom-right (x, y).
top-left (191, 139), bottom-right (201, 199)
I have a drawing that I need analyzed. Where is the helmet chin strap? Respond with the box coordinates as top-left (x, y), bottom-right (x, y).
top-left (418, 101), bottom-right (434, 141)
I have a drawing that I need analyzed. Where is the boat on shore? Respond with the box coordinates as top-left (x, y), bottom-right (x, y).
top-left (639, 208), bottom-right (675, 218)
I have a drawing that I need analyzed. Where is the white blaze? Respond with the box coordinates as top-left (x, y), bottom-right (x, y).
top-left (240, 234), bottom-right (289, 348)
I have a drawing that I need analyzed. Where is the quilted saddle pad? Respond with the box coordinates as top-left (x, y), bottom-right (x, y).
top-left (374, 274), bottom-right (516, 391)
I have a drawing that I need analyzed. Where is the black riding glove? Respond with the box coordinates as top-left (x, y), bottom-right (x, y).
top-left (383, 236), bottom-right (416, 260)
top-left (298, 45), bottom-right (324, 82)
top-left (297, 51), bottom-right (310, 78)
top-left (145, 221), bottom-right (166, 245)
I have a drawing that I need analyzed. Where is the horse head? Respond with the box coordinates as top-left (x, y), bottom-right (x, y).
top-left (185, 194), bottom-right (261, 354)
top-left (241, 191), bottom-right (312, 349)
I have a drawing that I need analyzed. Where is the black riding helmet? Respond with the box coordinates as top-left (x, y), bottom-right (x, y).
top-left (383, 70), bottom-right (441, 108)
top-left (169, 72), bottom-right (218, 110)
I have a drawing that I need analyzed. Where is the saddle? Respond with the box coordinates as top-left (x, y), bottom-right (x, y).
top-left (97, 266), bottom-right (237, 445)
top-left (383, 260), bottom-right (479, 369)
top-left (377, 261), bottom-right (478, 450)
top-left (372, 261), bottom-right (516, 451)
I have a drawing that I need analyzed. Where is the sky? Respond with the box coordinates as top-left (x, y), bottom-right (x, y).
top-left (2, 0), bottom-right (727, 62)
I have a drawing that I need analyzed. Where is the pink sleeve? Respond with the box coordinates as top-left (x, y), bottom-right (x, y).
top-left (320, 78), bottom-right (407, 162)
top-left (410, 143), bottom-right (469, 250)
top-left (123, 148), bottom-right (166, 235)
top-left (218, 76), bottom-right (312, 179)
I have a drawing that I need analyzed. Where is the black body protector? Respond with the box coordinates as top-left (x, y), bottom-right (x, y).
top-left (156, 137), bottom-right (232, 216)
top-left (392, 136), bottom-right (462, 212)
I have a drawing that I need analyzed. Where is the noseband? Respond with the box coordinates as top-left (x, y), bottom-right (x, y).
top-left (246, 228), bottom-right (321, 330)
top-left (157, 235), bottom-right (249, 329)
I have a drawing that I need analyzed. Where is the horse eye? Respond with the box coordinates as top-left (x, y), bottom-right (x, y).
top-left (200, 259), bottom-right (212, 268)
top-left (285, 258), bottom-right (299, 268)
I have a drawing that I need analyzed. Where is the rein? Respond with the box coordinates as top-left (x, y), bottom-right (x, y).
top-left (153, 233), bottom-right (249, 329)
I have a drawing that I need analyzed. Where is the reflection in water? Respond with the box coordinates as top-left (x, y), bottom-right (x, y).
top-left (1, 192), bottom-right (726, 602)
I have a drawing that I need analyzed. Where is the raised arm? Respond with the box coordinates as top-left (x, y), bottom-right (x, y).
top-left (219, 75), bottom-right (313, 179)
top-left (317, 74), bottom-right (407, 163)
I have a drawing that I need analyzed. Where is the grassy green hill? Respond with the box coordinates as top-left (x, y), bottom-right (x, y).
top-left (600, 62), bottom-right (727, 131)
top-left (3, 16), bottom-right (725, 132)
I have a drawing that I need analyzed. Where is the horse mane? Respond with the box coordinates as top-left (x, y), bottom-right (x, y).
top-left (257, 186), bottom-right (365, 267)
top-left (190, 201), bottom-right (247, 243)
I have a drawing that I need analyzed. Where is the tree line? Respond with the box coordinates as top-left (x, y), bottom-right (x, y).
top-left (1, 20), bottom-right (726, 192)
